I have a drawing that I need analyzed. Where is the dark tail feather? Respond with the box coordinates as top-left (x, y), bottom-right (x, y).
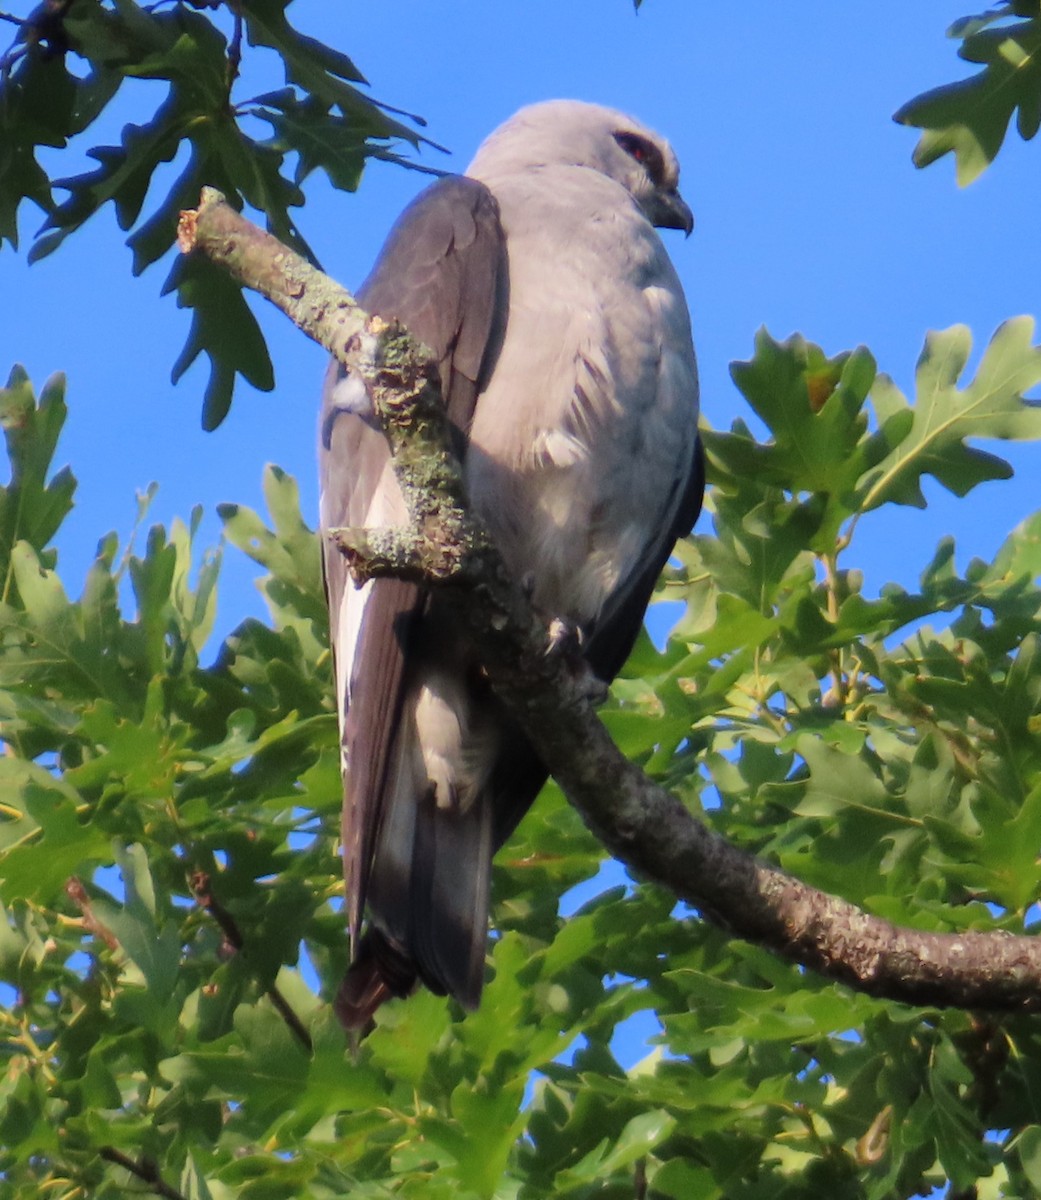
top-left (335, 932), bottom-right (417, 1031)
top-left (410, 789), bottom-right (494, 1009)
top-left (345, 710), bottom-right (549, 1024)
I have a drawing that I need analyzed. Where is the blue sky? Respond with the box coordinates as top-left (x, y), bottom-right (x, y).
top-left (5, 1), bottom-right (1041, 642)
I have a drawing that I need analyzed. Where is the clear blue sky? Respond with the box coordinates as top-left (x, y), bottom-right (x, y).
top-left (6, 1), bottom-right (1041, 642)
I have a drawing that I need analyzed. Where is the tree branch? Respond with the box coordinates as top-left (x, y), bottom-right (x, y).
top-left (179, 189), bottom-right (1041, 1013)
top-left (190, 870), bottom-right (314, 1054)
top-left (65, 876), bottom-right (120, 952)
top-left (99, 1148), bottom-right (187, 1200)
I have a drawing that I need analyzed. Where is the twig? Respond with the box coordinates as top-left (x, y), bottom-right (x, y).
top-left (190, 870), bottom-right (314, 1053)
top-left (65, 877), bottom-right (120, 952)
top-left (225, 2), bottom-right (242, 98)
top-left (12, 0), bottom-right (74, 51)
top-left (99, 1148), bottom-right (187, 1200)
top-left (190, 869), bottom-right (243, 951)
top-left (179, 189), bottom-right (1041, 1014)
top-left (634, 1158), bottom-right (647, 1200)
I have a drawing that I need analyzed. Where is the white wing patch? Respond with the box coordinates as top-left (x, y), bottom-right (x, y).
top-left (330, 447), bottom-right (409, 754)
top-left (328, 369), bottom-right (374, 421)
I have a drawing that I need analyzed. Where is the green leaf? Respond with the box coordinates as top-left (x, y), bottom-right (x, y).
top-left (165, 253), bottom-right (275, 430)
top-left (25, 4), bottom-right (234, 262)
top-left (162, 999), bottom-right (311, 1127)
top-left (126, 150), bottom-right (213, 276)
top-left (180, 1153), bottom-right (216, 1200)
top-left (0, 760), bottom-right (109, 903)
top-left (895, 11), bottom-right (1041, 184)
top-left (94, 843), bottom-right (183, 1000)
top-left (185, 114), bottom-right (312, 261)
top-left (217, 467), bottom-right (325, 653)
top-left (651, 1158), bottom-right (721, 1200)
top-left (0, 367), bottom-right (75, 595)
top-left (553, 1109), bottom-right (676, 1189)
top-left (242, 0), bottom-right (427, 147)
top-left (0, 50), bottom-right (76, 247)
top-left (448, 1075), bottom-right (527, 1195)
top-left (729, 330), bottom-right (877, 503)
top-left (1018, 1124), bottom-right (1041, 1189)
top-left (861, 319), bottom-right (1041, 510)
top-left (252, 93), bottom-right (368, 191)
top-left (0, 539), bottom-right (141, 716)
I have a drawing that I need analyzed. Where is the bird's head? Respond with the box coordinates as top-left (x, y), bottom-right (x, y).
top-left (467, 99), bottom-right (694, 236)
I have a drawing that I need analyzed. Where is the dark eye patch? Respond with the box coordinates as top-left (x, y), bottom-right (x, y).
top-left (613, 131), bottom-right (666, 186)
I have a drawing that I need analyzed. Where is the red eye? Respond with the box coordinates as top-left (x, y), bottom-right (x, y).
top-left (612, 131), bottom-right (664, 184)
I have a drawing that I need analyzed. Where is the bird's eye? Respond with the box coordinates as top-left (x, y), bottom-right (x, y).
top-left (613, 131), bottom-right (665, 186)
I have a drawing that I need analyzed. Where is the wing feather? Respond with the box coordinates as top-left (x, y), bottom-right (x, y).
top-left (584, 435), bottom-right (705, 682)
top-left (319, 176), bottom-right (506, 962)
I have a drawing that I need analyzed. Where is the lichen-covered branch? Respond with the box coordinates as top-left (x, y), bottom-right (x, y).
top-left (179, 190), bottom-right (481, 565)
top-left (180, 191), bottom-right (1041, 1013)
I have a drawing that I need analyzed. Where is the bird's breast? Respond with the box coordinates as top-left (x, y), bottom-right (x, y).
top-left (464, 187), bottom-right (698, 628)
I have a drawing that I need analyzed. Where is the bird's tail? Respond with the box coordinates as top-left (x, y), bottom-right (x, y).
top-left (335, 755), bottom-right (496, 1029)
top-left (335, 931), bottom-right (417, 1030)
top-left (339, 695), bottom-right (548, 1028)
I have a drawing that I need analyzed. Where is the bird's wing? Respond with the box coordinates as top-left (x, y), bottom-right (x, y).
top-left (318, 175), bottom-right (506, 957)
top-left (584, 434), bottom-right (705, 682)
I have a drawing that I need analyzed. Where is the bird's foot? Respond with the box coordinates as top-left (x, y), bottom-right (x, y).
top-left (545, 615), bottom-right (584, 658)
top-left (544, 617), bottom-right (609, 705)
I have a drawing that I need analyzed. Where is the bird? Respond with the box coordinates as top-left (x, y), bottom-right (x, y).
top-left (318, 100), bottom-right (703, 1027)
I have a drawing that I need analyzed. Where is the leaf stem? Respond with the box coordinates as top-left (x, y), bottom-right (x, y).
top-left (821, 551), bottom-right (846, 707)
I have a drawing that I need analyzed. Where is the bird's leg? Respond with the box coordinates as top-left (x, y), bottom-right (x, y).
top-left (545, 615), bottom-right (584, 657)
top-left (544, 616), bottom-right (609, 706)
top-left (513, 576), bottom-right (608, 704)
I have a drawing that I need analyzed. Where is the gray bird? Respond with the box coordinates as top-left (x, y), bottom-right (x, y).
top-left (319, 100), bottom-right (703, 1026)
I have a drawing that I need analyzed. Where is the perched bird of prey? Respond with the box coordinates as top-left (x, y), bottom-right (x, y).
top-left (319, 100), bottom-right (703, 1026)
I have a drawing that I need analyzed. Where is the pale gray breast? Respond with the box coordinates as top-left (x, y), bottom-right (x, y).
top-left (464, 164), bottom-right (699, 626)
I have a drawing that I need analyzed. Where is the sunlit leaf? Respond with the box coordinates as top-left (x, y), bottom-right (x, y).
top-left (896, 8), bottom-right (1041, 184)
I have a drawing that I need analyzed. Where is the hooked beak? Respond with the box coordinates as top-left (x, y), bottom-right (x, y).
top-left (650, 187), bottom-right (695, 237)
